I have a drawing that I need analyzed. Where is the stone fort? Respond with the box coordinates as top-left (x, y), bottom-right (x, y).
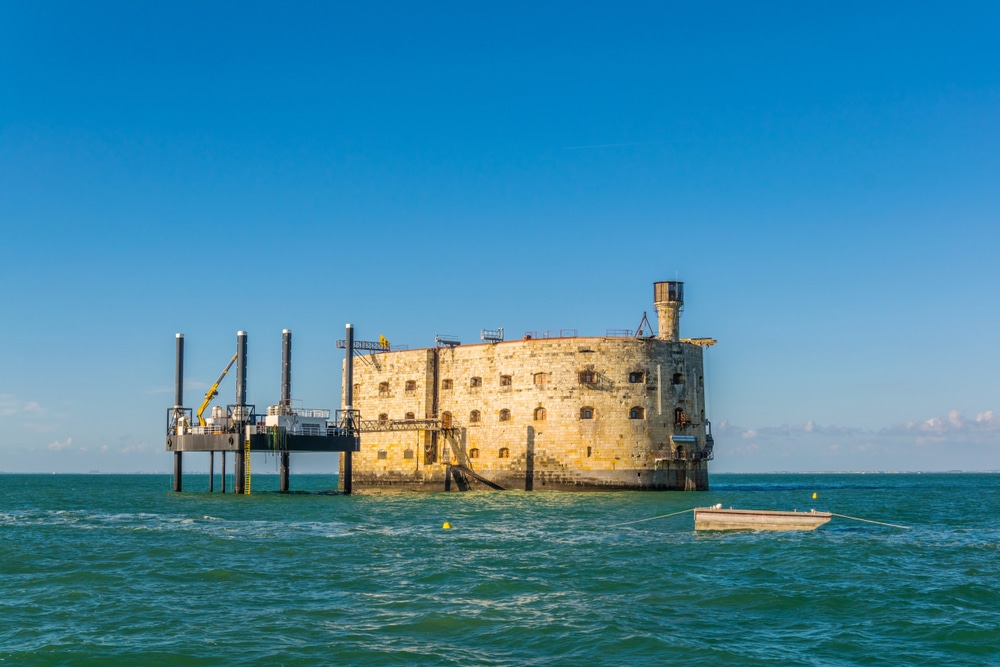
top-left (340, 281), bottom-right (715, 491)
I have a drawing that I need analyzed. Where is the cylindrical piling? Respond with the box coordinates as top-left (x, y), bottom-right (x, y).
top-left (281, 329), bottom-right (292, 409)
top-left (172, 333), bottom-right (185, 493)
top-left (345, 324), bottom-right (354, 408)
top-left (236, 331), bottom-right (248, 410)
top-left (174, 333), bottom-right (184, 408)
top-left (221, 452), bottom-right (226, 493)
top-left (208, 451), bottom-right (214, 492)
top-left (342, 451), bottom-right (353, 495)
top-left (234, 451), bottom-right (245, 494)
top-left (173, 452), bottom-right (182, 492)
top-left (342, 323), bottom-right (355, 495)
top-left (280, 452), bottom-right (290, 493)
top-left (233, 330), bottom-right (248, 495)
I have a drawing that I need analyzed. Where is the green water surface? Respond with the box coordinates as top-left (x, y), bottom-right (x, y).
top-left (1, 473), bottom-right (997, 666)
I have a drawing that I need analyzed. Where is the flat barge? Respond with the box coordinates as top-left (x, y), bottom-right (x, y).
top-left (694, 507), bottom-right (833, 531)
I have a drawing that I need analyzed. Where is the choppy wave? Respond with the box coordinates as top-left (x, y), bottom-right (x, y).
top-left (0, 473), bottom-right (997, 666)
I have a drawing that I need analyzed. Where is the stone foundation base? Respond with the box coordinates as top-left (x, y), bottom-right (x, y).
top-left (343, 463), bottom-right (709, 493)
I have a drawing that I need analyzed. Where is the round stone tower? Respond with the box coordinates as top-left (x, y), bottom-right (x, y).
top-left (653, 280), bottom-right (684, 341)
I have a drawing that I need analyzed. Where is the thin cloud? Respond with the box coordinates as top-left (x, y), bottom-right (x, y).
top-left (715, 408), bottom-right (1000, 471)
top-left (721, 409), bottom-right (999, 443)
top-left (48, 437), bottom-right (73, 451)
top-left (881, 409), bottom-right (1000, 440)
top-left (0, 394), bottom-right (45, 418)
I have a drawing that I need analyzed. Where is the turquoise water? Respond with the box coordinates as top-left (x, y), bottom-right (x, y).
top-left (1, 473), bottom-right (997, 666)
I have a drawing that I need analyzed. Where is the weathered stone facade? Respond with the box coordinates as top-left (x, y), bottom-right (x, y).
top-left (340, 282), bottom-right (713, 492)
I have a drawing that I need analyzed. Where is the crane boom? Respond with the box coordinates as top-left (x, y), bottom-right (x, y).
top-left (196, 353), bottom-right (238, 426)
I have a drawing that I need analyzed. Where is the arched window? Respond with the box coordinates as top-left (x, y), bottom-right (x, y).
top-left (470, 377), bottom-right (482, 388)
top-left (672, 373), bottom-right (684, 385)
top-left (441, 378), bottom-right (452, 390)
top-left (533, 372), bottom-right (548, 387)
top-left (499, 409), bottom-right (511, 422)
top-left (352, 383), bottom-right (360, 397)
top-left (579, 370), bottom-right (596, 384)
top-left (500, 374), bottom-right (512, 387)
top-left (469, 447), bottom-right (480, 459)
top-left (628, 371), bottom-right (644, 383)
top-left (442, 412), bottom-right (453, 429)
top-left (580, 407), bottom-right (594, 420)
top-left (534, 407), bottom-right (546, 421)
top-left (498, 447), bottom-right (510, 459)
top-left (629, 406), bottom-right (644, 420)
top-left (378, 382), bottom-right (390, 396)
top-left (378, 413), bottom-right (389, 422)
top-left (377, 449), bottom-right (387, 460)
top-left (469, 410), bottom-right (481, 423)
top-left (404, 412), bottom-right (415, 421)
top-left (405, 380), bottom-right (416, 392)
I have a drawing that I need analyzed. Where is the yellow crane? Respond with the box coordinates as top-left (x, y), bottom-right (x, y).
top-left (197, 353), bottom-right (238, 426)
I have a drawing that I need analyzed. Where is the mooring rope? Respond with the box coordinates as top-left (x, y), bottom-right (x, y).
top-left (607, 507), bottom-right (696, 528)
top-left (829, 512), bottom-right (909, 529)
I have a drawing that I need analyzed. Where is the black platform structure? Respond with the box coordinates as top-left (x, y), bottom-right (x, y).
top-left (167, 326), bottom-right (360, 494)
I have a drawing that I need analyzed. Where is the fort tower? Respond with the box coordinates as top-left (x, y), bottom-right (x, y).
top-left (653, 280), bottom-right (684, 341)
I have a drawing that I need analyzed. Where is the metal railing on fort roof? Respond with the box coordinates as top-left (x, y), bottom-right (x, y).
top-left (522, 329), bottom-right (578, 340)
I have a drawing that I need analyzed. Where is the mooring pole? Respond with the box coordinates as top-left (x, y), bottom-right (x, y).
top-left (174, 333), bottom-right (184, 409)
top-left (280, 329), bottom-right (292, 493)
top-left (281, 329), bottom-right (292, 409)
top-left (173, 450), bottom-right (182, 493)
top-left (280, 452), bottom-right (290, 493)
top-left (234, 445), bottom-right (244, 495)
top-left (173, 333), bottom-right (184, 493)
top-left (234, 330), bottom-right (247, 495)
top-left (342, 323), bottom-right (355, 495)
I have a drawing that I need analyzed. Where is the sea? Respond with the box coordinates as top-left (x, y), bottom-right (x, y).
top-left (1, 472), bottom-right (997, 666)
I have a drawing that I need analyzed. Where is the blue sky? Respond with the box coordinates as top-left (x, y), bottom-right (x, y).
top-left (1, 1), bottom-right (998, 473)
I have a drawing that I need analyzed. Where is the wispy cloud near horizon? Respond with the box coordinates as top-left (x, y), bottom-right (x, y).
top-left (714, 408), bottom-right (1000, 471)
top-left (0, 394), bottom-right (44, 418)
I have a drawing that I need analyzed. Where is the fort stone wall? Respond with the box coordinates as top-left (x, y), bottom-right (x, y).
top-left (341, 334), bottom-right (712, 491)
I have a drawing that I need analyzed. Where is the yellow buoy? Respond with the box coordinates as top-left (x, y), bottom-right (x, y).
top-left (812, 492), bottom-right (818, 499)
top-left (442, 522), bottom-right (452, 530)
